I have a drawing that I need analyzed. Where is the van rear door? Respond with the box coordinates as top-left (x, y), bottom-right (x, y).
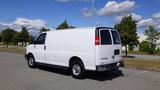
top-left (95, 28), bottom-right (122, 65)
top-left (111, 30), bottom-right (122, 63)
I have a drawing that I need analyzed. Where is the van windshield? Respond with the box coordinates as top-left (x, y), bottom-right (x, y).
top-left (100, 30), bottom-right (112, 45)
top-left (111, 30), bottom-right (121, 44)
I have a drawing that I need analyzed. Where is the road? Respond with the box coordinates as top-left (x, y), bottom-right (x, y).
top-left (0, 52), bottom-right (160, 90)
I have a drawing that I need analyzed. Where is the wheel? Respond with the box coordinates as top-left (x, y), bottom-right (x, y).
top-left (111, 66), bottom-right (119, 71)
top-left (27, 55), bottom-right (36, 68)
top-left (71, 60), bottom-right (85, 79)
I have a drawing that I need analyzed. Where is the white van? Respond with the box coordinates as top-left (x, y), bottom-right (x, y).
top-left (25, 27), bottom-right (123, 78)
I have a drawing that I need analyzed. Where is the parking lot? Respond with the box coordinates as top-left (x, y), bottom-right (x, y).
top-left (0, 52), bottom-right (160, 90)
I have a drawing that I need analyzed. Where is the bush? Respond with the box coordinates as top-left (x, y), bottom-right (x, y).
top-left (139, 41), bottom-right (150, 52)
top-left (0, 34), bottom-right (2, 42)
top-left (156, 47), bottom-right (160, 53)
top-left (156, 47), bottom-right (160, 52)
top-left (149, 44), bottom-right (156, 54)
top-left (128, 44), bottom-right (134, 51)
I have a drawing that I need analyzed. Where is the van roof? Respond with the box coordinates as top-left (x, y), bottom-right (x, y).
top-left (49, 27), bottom-right (115, 31)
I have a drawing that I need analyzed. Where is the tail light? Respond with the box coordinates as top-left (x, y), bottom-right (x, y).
top-left (95, 30), bottom-right (100, 45)
top-left (95, 36), bottom-right (100, 45)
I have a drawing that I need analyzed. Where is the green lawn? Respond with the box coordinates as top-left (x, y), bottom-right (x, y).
top-left (0, 47), bottom-right (25, 54)
top-left (124, 58), bottom-right (160, 71)
top-left (128, 51), bottom-right (160, 56)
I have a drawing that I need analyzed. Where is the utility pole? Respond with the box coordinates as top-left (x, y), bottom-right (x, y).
top-left (90, 0), bottom-right (95, 27)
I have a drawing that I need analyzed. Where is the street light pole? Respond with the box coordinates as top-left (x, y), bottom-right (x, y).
top-left (91, 0), bottom-right (95, 27)
top-left (92, 0), bottom-right (95, 9)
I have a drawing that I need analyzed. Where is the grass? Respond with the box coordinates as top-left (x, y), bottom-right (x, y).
top-left (124, 58), bottom-right (160, 71)
top-left (128, 51), bottom-right (149, 54)
top-left (0, 47), bottom-right (25, 54)
top-left (128, 51), bottom-right (160, 56)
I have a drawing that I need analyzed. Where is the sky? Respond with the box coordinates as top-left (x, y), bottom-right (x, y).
top-left (0, 0), bottom-right (160, 37)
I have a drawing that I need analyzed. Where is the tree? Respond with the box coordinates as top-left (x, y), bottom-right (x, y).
top-left (13, 32), bottom-right (19, 45)
top-left (139, 41), bottom-right (150, 52)
top-left (28, 35), bottom-right (34, 44)
top-left (56, 20), bottom-right (69, 30)
top-left (19, 27), bottom-right (29, 47)
top-left (144, 26), bottom-right (160, 54)
top-left (69, 25), bottom-right (76, 29)
top-left (128, 44), bottom-right (134, 51)
top-left (115, 15), bottom-right (139, 57)
top-left (0, 34), bottom-right (2, 42)
top-left (56, 20), bottom-right (75, 30)
top-left (2, 28), bottom-right (16, 47)
top-left (40, 27), bottom-right (50, 32)
top-left (156, 47), bottom-right (160, 53)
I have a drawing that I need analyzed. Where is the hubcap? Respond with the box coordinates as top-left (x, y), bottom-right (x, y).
top-left (72, 64), bottom-right (81, 76)
top-left (29, 57), bottom-right (34, 66)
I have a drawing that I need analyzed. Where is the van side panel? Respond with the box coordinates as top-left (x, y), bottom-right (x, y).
top-left (45, 30), bottom-right (96, 70)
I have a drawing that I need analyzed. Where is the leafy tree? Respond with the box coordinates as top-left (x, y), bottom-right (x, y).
top-left (128, 44), bottom-right (134, 51)
top-left (156, 47), bottom-right (160, 53)
top-left (69, 25), bottom-right (76, 29)
top-left (144, 26), bottom-right (160, 54)
top-left (40, 27), bottom-right (50, 32)
top-left (2, 28), bottom-right (16, 47)
top-left (139, 41), bottom-right (150, 52)
top-left (13, 32), bottom-right (19, 45)
top-left (56, 20), bottom-right (75, 30)
top-left (0, 34), bottom-right (2, 42)
top-left (115, 15), bottom-right (139, 57)
top-left (28, 35), bottom-right (34, 44)
top-left (19, 27), bottom-right (29, 47)
top-left (56, 20), bottom-right (69, 30)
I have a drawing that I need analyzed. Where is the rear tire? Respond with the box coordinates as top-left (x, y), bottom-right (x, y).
top-left (111, 66), bottom-right (119, 71)
top-left (71, 60), bottom-right (85, 79)
top-left (27, 55), bottom-right (36, 68)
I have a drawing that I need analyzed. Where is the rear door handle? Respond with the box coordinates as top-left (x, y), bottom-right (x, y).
top-left (112, 55), bottom-right (115, 59)
top-left (44, 45), bottom-right (46, 50)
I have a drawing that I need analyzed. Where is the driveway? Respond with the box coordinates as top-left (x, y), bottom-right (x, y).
top-left (0, 52), bottom-right (160, 90)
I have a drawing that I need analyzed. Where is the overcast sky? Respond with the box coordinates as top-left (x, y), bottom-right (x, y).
top-left (0, 0), bottom-right (160, 37)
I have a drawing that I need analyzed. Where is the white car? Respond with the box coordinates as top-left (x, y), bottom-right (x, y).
top-left (25, 27), bottom-right (123, 78)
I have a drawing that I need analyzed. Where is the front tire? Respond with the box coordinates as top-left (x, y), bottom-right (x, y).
top-left (27, 55), bottom-right (36, 68)
top-left (71, 61), bottom-right (85, 79)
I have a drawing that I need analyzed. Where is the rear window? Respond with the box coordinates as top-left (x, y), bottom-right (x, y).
top-left (100, 30), bottom-right (112, 45)
top-left (111, 30), bottom-right (121, 44)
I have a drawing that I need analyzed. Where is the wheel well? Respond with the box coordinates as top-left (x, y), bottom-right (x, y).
top-left (27, 53), bottom-right (34, 60)
top-left (69, 56), bottom-right (84, 67)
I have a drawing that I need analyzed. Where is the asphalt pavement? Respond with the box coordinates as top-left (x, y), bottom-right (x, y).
top-left (0, 52), bottom-right (160, 90)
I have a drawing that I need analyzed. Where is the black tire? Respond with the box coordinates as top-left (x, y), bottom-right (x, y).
top-left (111, 66), bottom-right (119, 71)
top-left (27, 55), bottom-right (37, 68)
top-left (71, 60), bottom-right (85, 79)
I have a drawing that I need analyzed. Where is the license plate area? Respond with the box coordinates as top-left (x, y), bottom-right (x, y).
top-left (114, 49), bottom-right (120, 55)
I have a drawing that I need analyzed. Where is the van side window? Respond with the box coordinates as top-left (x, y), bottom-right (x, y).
top-left (111, 31), bottom-right (121, 44)
top-left (100, 30), bottom-right (112, 45)
top-left (35, 33), bottom-right (46, 44)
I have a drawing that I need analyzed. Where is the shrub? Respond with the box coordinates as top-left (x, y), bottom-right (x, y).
top-left (139, 41), bottom-right (150, 52)
top-left (129, 44), bottom-right (134, 51)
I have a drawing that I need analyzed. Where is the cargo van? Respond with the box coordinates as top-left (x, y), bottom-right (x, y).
top-left (25, 27), bottom-right (123, 78)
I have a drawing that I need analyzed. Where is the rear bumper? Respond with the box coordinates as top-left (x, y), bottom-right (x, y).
top-left (96, 61), bottom-right (123, 71)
